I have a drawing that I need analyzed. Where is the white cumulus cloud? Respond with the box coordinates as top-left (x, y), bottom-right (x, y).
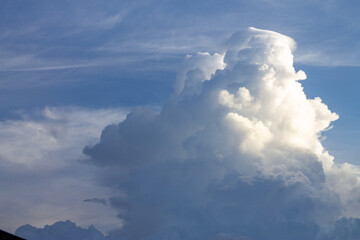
top-left (80, 27), bottom-right (360, 239)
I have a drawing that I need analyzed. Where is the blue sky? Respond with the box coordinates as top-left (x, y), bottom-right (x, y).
top-left (1, 1), bottom-right (360, 239)
top-left (1, 0), bottom-right (359, 159)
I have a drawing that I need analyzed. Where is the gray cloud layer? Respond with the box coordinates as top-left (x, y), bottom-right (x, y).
top-left (81, 28), bottom-right (360, 239)
top-left (0, 107), bottom-right (125, 234)
top-left (84, 198), bottom-right (108, 206)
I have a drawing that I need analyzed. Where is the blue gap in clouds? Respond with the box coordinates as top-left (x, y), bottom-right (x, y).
top-left (298, 65), bottom-right (360, 165)
top-left (0, 67), bottom-right (175, 120)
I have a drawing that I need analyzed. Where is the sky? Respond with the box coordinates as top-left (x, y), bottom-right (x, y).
top-left (1, 1), bottom-right (360, 240)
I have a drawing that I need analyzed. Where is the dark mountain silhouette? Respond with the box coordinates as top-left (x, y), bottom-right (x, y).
top-left (0, 229), bottom-right (25, 240)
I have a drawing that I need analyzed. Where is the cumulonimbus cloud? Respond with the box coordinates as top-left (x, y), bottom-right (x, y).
top-left (83, 27), bottom-right (360, 240)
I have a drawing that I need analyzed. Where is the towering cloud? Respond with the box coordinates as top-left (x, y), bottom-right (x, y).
top-left (84, 28), bottom-right (360, 240)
